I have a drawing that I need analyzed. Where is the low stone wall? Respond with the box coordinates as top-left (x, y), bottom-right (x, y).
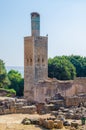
top-left (0, 105), bottom-right (36, 115)
top-left (0, 97), bottom-right (36, 115)
top-left (65, 96), bottom-right (86, 107)
top-left (16, 106), bottom-right (36, 114)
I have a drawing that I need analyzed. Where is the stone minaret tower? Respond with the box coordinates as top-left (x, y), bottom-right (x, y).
top-left (24, 12), bottom-right (48, 100)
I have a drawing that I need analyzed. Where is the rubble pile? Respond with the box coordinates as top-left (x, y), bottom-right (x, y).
top-left (21, 116), bottom-right (84, 130)
top-left (0, 93), bottom-right (86, 129)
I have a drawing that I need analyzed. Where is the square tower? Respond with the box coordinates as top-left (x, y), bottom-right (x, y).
top-left (24, 12), bottom-right (48, 100)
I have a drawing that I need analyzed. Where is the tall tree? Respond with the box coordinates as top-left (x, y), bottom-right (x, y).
top-left (0, 59), bottom-right (10, 88)
top-left (8, 70), bottom-right (24, 96)
top-left (68, 55), bottom-right (86, 77)
top-left (48, 56), bottom-right (76, 80)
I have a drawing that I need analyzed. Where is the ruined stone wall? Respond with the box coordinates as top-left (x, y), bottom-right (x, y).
top-left (33, 78), bottom-right (86, 103)
top-left (57, 80), bottom-right (73, 97)
top-left (65, 96), bottom-right (86, 107)
top-left (53, 78), bottom-right (86, 98)
top-left (63, 78), bottom-right (86, 97)
top-left (73, 78), bottom-right (86, 94)
top-left (33, 80), bottom-right (58, 103)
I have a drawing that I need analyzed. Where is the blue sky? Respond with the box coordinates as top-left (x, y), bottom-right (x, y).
top-left (0, 0), bottom-right (86, 66)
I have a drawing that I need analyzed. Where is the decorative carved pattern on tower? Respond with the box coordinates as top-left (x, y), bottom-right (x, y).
top-left (24, 37), bottom-right (34, 66)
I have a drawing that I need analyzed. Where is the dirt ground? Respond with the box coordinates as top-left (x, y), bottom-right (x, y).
top-left (0, 114), bottom-right (85, 130)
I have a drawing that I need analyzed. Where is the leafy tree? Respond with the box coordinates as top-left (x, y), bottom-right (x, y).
top-left (68, 55), bottom-right (86, 77)
top-left (0, 59), bottom-right (10, 88)
top-left (48, 56), bottom-right (76, 80)
top-left (8, 70), bottom-right (24, 96)
top-left (48, 55), bottom-right (86, 79)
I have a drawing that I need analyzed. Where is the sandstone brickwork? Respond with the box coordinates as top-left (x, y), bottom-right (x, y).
top-left (24, 36), bottom-right (34, 100)
top-left (34, 36), bottom-right (48, 81)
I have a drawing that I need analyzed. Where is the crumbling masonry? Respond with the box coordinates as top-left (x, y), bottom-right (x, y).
top-left (24, 12), bottom-right (86, 103)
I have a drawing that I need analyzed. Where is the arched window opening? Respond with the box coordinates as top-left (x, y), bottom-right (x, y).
top-left (30, 58), bottom-right (32, 65)
top-left (27, 58), bottom-right (29, 65)
top-left (38, 58), bottom-right (40, 63)
top-left (42, 58), bottom-right (44, 63)
top-left (30, 58), bottom-right (32, 63)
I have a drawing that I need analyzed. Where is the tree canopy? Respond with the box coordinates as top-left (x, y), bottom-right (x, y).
top-left (68, 55), bottom-right (86, 77)
top-left (48, 56), bottom-right (76, 80)
top-left (0, 59), bottom-right (10, 88)
top-left (48, 55), bottom-right (86, 80)
top-left (0, 60), bottom-right (23, 97)
top-left (8, 70), bottom-right (24, 96)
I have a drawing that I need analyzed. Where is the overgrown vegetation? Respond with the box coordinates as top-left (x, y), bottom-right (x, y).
top-left (0, 59), bottom-right (10, 88)
top-left (0, 59), bottom-right (24, 97)
top-left (8, 70), bottom-right (24, 96)
top-left (0, 88), bottom-right (16, 97)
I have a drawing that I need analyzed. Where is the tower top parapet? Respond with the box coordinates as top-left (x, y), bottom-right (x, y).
top-left (31, 12), bottom-right (40, 17)
top-left (31, 12), bottom-right (40, 37)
